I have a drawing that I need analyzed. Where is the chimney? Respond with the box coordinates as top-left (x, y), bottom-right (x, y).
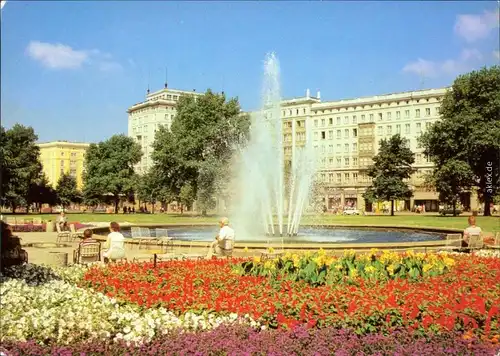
top-left (306, 88), bottom-right (310, 98)
top-left (317, 90), bottom-right (321, 99)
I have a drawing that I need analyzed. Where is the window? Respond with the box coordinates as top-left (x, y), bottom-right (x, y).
top-left (396, 124), bottom-right (401, 134)
top-left (405, 123), bottom-right (411, 134)
top-left (296, 109), bottom-right (299, 115)
top-left (289, 110), bottom-right (292, 116)
top-left (328, 145), bottom-right (334, 153)
top-left (337, 130), bottom-right (341, 139)
top-left (336, 144), bottom-right (341, 152)
top-left (396, 111), bottom-right (400, 119)
top-left (61, 152), bottom-right (65, 156)
top-left (344, 129), bottom-right (349, 138)
top-left (321, 158), bottom-right (326, 166)
top-left (369, 114), bottom-right (374, 121)
top-left (425, 122), bottom-right (432, 130)
top-left (337, 117), bottom-right (341, 125)
top-left (415, 109), bottom-right (420, 118)
top-left (353, 128), bottom-right (357, 137)
top-left (425, 108), bottom-right (431, 116)
top-left (314, 120), bottom-right (318, 127)
top-left (314, 132), bottom-right (318, 140)
top-left (344, 143), bottom-right (349, 152)
top-left (321, 119), bottom-right (326, 127)
top-left (377, 126), bottom-right (383, 135)
top-left (353, 157), bottom-right (358, 166)
top-left (321, 173), bottom-right (326, 182)
top-left (329, 117), bottom-right (333, 125)
top-left (336, 173), bottom-right (341, 183)
top-left (416, 123), bottom-right (422, 134)
top-left (378, 113), bottom-right (383, 121)
top-left (336, 158), bottom-right (341, 167)
top-left (328, 130), bottom-right (333, 139)
top-left (435, 107), bottom-right (441, 115)
top-left (328, 173), bottom-right (334, 182)
top-left (70, 152), bottom-right (77, 157)
top-left (361, 114), bottom-right (366, 122)
top-left (344, 173), bottom-right (350, 181)
top-left (353, 173), bottom-right (358, 182)
top-left (321, 131), bottom-right (326, 140)
top-left (387, 125), bottom-right (392, 135)
top-left (329, 158), bottom-right (334, 166)
top-left (387, 112), bottom-right (392, 120)
top-left (345, 158), bottom-right (350, 166)
top-left (342, 116), bottom-right (347, 124)
top-left (405, 110), bottom-right (410, 118)
top-left (353, 143), bottom-right (357, 152)
top-left (321, 145), bottom-right (326, 153)
top-left (352, 115), bottom-right (357, 124)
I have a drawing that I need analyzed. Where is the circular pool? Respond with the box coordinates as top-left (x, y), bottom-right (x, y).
top-left (118, 225), bottom-right (445, 244)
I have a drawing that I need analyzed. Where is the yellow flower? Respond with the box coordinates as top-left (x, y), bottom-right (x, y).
top-left (244, 247), bottom-right (249, 253)
top-left (387, 264), bottom-right (395, 276)
top-left (442, 257), bottom-right (455, 268)
top-left (324, 257), bottom-right (335, 267)
top-left (406, 250), bottom-right (415, 258)
top-left (423, 263), bottom-right (433, 273)
top-left (264, 260), bottom-right (276, 270)
top-left (267, 247), bottom-right (275, 253)
top-left (318, 248), bottom-right (326, 256)
top-left (415, 252), bottom-right (426, 261)
top-left (343, 249), bottom-right (356, 258)
top-left (349, 268), bottom-right (358, 278)
top-left (364, 265), bottom-right (377, 274)
top-left (369, 248), bottom-right (379, 256)
top-left (253, 256), bottom-right (261, 263)
top-left (334, 264), bottom-right (343, 271)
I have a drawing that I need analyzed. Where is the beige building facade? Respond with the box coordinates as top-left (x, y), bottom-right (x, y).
top-left (127, 86), bottom-right (203, 173)
top-left (38, 141), bottom-right (90, 190)
top-left (280, 88), bottom-right (479, 212)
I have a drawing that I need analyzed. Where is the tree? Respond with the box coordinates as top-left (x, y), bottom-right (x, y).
top-left (426, 159), bottom-right (475, 216)
top-left (363, 134), bottom-right (415, 216)
top-left (135, 169), bottom-right (166, 214)
top-left (0, 124), bottom-right (43, 213)
top-left (179, 183), bottom-right (196, 213)
top-left (27, 174), bottom-right (58, 213)
top-left (82, 135), bottom-right (142, 213)
top-left (151, 90), bottom-right (250, 215)
top-left (420, 66), bottom-right (500, 216)
top-left (56, 173), bottom-right (80, 211)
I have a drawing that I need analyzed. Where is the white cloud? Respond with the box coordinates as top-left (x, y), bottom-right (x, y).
top-left (403, 49), bottom-right (483, 78)
top-left (99, 61), bottom-right (123, 72)
top-left (26, 41), bottom-right (122, 72)
top-left (454, 9), bottom-right (499, 43)
top-left (26, 41), bottom-right (89, 69)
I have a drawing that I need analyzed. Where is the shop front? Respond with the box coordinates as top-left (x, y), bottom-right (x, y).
top-left (344, 191), bottom-right (358, 209)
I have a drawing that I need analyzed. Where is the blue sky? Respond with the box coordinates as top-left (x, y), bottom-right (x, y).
top-left (1, 1), bottom-right (498, 143)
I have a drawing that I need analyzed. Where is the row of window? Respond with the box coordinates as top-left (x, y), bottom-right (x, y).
top-left (376, 121), bottom-right (433, 136)
top-left (313, 143), bottom-right (359, 154)
top-left (313, 107), bottom-right (439, 127)
top-left (148, 94), bottom-right (180, 102)
top-left (319, 172), bottom-right (361, 184)
top-left (314, 128), bottom-right (358, 141)
top-left (284, 132), bottom-right (307, 142)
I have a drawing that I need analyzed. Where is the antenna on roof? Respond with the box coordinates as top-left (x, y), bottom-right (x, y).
top-left (147, 68), bottom-right (150, 95)
top-left (164, 67), bottom-right (168, 89)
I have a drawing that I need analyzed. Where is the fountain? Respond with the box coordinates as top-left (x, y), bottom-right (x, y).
top-left (231, 53), bottom-right (317, 241)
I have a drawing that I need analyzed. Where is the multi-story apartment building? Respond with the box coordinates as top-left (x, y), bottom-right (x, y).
top-left (281, 87), bottom-right (480, 212)
top-left (127, 85), bottom-right (203, 173)
top-left (38, 141), bottom-right (90, 190)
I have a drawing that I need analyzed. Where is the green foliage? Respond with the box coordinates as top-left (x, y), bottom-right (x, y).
top-left (233, 250), bottom-right (455, 287)
top-left (363, 134), bottom-right (415, 215)
top-left (27, 174), bottom-right (57, 212)
top-left (426, 159), bottom-right (474, 216)
top-left (0, 124), bottom-right (43, 212)
top-left (179, 182), bottom-right (196, 211)
top-left (420, 66), bottom-right (500, 216)
top-left (56, 173), bottom-right (80, 209)
top-left (82, 135), bottom-right (142, 213)
top-left (151, 90), bottom-right (250, 215)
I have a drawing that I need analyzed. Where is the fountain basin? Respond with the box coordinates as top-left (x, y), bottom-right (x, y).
top-left (23, 242), bottom-right (71, 249)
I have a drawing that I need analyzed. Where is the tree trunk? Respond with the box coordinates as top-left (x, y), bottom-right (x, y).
top-left (390, 200), bottom-right (395, 216)
top-left (152, 200), bottom-right (155, 214)
top-left (180, 205), bottom-right (184, 215)
top-left (452, 199), bottom-right (457, 217)
top-left (114, 196), bottom-right (119, 214)
top-left (202, 209), bottom-right (207, 216)
top-left (484, 195), bottom-right (491, 216)
top-left (11, 203), bottom-right (16, 214)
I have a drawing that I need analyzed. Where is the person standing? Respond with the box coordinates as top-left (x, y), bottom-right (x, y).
top-left (103, 222), bottom-right (125, 263)
top-left (206, 217), bottom-right (235, 259)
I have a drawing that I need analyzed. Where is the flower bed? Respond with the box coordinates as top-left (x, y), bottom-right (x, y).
top-left (233, 249), bottom-right (456, 285)
top-left (82, 253), bottom-right (500, 338)
top-left (2, 325), bottom-right (499, 355)
top-left (1, 251), bottom-right (499, 354)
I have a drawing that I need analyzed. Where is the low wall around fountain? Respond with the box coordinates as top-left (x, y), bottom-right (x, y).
top-left (86, 223), bottom-right (458, 252)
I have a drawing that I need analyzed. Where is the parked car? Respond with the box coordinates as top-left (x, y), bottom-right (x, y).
top-left (439, 206), bottom-right (462, 216)
top-left (343, 207), bottom-right (360, 215)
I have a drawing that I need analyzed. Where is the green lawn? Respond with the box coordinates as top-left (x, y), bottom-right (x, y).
top-left (4, 213), bottom-right (499, 234)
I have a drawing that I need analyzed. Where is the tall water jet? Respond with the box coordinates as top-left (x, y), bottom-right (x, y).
top-left (231, 52), bottom-right (317, 239)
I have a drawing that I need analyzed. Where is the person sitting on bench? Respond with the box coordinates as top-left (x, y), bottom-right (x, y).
top-left (206, 217), bottom-right (234, 259)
